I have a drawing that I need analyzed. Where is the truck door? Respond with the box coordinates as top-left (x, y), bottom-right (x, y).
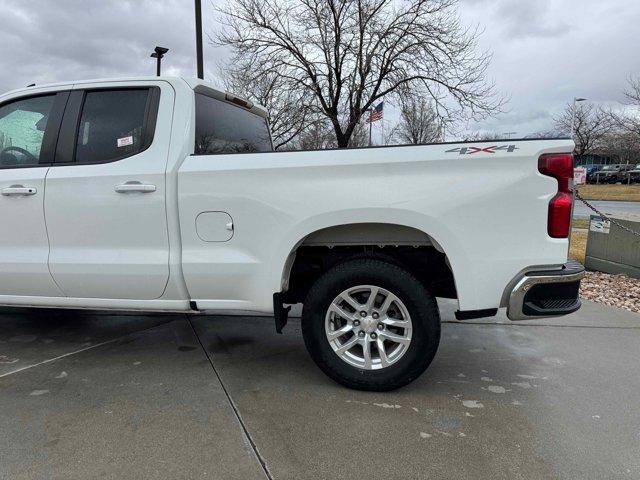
top-left (44, 83), bottom-right (173, 300)
top-left (0, 92), bottom-right (67, 297)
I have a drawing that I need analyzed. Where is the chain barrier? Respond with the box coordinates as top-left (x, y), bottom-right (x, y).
top-left (574, 190), bottom-right (640, 238)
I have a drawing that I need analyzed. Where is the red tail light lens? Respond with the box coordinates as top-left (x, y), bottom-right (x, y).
top-left (538, 153), bottom-right (574, 238)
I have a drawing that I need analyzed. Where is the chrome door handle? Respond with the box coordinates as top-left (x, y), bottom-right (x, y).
top-left (1, 185), bottom-right (37, 196)
top-left (114, 182), bottom-right (156, 193)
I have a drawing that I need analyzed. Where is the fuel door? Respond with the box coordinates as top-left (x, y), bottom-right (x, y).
top-left (195, 211), bottom-right (234, 242)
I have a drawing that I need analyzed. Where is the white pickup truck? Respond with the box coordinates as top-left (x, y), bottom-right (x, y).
top-left (0, 77), bottom-right (584, 390)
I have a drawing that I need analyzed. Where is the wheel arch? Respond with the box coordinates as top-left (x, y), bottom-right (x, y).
top-left (271, 210), bottom-right (466, 305)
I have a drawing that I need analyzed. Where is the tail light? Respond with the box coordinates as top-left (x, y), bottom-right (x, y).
top-left (538, 153), bottom-right (574, 238)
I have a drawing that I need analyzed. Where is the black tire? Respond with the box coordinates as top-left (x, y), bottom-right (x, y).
top-left (301, 258), bottom-right (440, 391)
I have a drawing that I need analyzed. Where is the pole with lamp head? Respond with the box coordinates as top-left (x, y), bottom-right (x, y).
top-left (151, 46), bottom-right (169, 76)
top-left (571, 97), bottom-right (587, 138)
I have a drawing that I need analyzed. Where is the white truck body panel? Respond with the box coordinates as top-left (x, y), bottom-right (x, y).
top-left (0, 166), bottom-right (62, 297)
top-left (44, 79), bottom-right (174, 300)
top-left (0, 77), bottom-right (574, 315)
top-left (179, 140), bottom-right (571, 312)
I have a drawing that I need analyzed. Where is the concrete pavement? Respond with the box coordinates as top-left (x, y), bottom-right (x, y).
top-left (573, 200), bottom-right (640, 219)
top-left (0, 301), bottom-right (638, 479)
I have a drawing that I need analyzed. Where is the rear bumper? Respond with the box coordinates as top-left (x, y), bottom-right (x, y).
top-left (506, 261), bottom-right (585, 321)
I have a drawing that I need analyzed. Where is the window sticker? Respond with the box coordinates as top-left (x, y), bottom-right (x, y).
top-left (589, 217), bottom-right (610, 234)
top-left (117, 136), bottom-right (134, 148)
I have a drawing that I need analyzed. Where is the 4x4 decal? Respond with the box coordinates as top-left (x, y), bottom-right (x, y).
top-left (446, 145), bottom-right (519, 155)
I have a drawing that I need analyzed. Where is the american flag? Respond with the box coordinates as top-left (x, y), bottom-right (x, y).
top-left (366, 102), bottom-right (384, 123)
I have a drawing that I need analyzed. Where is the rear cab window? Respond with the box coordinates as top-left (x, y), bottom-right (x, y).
top-left (194, 93), bottom-right (272, 155)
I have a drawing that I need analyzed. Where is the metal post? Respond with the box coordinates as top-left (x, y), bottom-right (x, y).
top-left (195, 0), bottom-right (204, 79)
top-left (571, 97), bottom-right (587, 138)
top-left (368, 111), bottom-right (373, 147)
top-left (570, 99), bottom-right (576, 138)
top-left (150, 47), bottom-right (169, 77)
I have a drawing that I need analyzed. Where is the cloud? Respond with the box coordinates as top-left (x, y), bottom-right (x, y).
top-left (1, 0), bottom-right (639, 139)
top-left (0, 0), bottom-right (228, 93)
top-left (459, 0), bottom-right (640, 136)
top-left (462, 0), bottom-right (570, 39)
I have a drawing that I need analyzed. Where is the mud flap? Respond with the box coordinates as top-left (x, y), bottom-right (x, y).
top-left (273, 292), bottom-right (291, 334)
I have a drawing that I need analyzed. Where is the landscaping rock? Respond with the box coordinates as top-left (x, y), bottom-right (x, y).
top-left (580, 271), bottom-right (640, 314)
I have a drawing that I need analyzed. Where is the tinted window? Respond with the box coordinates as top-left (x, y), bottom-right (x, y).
top-left (0, 95), bottom-right (55, 167)
top-left (195, 93), bottom-right (272, 154)
top-left (76, 89), bottom-right (150, 163)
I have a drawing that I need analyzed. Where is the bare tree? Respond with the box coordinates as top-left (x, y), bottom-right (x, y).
top-left (624, 77), bottom-right (640, 109)
top-left (349, 120), bottom-right (371, 147)
top-left (288, 120), bottom-right (337, 150)
top-left (220, 60), bottom-right (312, 149)
top-left (462, 131), bottom-right (502, 141)
top-left (524, 130), bottom-right (565, 139)
top-left (288, 117), bottom-right (369, 149)
top-left (393, 94), bottom-right (442, 144)
top-left (612, 76), bottom-right (640, 138)
top-left (215, 0), bottom-right (503, 148)
top-left (554, 103), bottom-right (611, 157)
top-left (599, 131), bottom-right (640, 165)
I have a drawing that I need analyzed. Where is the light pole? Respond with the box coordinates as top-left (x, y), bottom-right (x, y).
top-left (195, 0), bottom-right (204, 79)
top-left (151, 46), bottom-right (169, 77)
top-left (570, 97), bottom-right (587, 138)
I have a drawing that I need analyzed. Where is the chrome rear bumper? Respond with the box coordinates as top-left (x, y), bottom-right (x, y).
top-left (506, 261), bottom-right (585, 321)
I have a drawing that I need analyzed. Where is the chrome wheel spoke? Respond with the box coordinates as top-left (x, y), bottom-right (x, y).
top-left (379, 330), bottom-right (410, 346)
top-left (361, 338), bottom-right (373, 369)
top-left (329, 303), bottom-right (355, 321)
top-left (327, 324), bottom-right (353, 340)
top-left (382, 317), bottom-right (410, 327)
top-left (379, 292), bottom-right (397, 316)
top-left (335, 336), bottom-right (358, 356)
top-left (376, 338), bottom-right (390, 368)
top-left (340, 292), bottom-right (362, 311)
top-left (365, 287), bottom-right (379, 312)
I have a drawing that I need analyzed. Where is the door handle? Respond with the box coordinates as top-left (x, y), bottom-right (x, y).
top-left (114, 181), bottom-right (156, 194)
top-left (1, 185), bottom-right (37, 196)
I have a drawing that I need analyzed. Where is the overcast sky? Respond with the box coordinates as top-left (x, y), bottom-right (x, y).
top-left (1, 0), bottom-right (638, 139)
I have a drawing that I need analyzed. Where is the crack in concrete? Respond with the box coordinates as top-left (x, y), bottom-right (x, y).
top-left (186, 315), bottom-right (273, 480)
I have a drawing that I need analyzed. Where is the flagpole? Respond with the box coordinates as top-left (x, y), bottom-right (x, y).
top-left (368, 110), bottom-right (373, 147)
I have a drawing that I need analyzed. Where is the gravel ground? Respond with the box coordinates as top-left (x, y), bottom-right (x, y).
top-left (580, 271), bottom-right (640, 314)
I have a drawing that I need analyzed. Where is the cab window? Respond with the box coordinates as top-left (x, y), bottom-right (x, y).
top-left (0, 95), bottom-right (56, 167)
top-left (75, 89), bottom-right (151, 164)
top-left (195, 93), bottom-right (272, 154)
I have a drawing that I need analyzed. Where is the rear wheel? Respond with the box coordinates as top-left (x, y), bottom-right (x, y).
top-left (301, 258), bottom-right (440, 391)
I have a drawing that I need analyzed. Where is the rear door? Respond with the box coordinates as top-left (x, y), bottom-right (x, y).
top-left (0, 91), bottom-right (67, 297)
top-left (45, 82), bottom-right (173, 300)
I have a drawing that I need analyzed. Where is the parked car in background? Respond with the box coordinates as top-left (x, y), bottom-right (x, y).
top-left (584, 164), bottom-right (603, 183)
top-left (593, 164), bottom-right (635, 184)
top-left (628, 164), bottom-right (640, 184)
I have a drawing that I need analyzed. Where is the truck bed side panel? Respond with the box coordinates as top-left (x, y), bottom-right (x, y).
top-left (177, 140), bottom-right (573, 312)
